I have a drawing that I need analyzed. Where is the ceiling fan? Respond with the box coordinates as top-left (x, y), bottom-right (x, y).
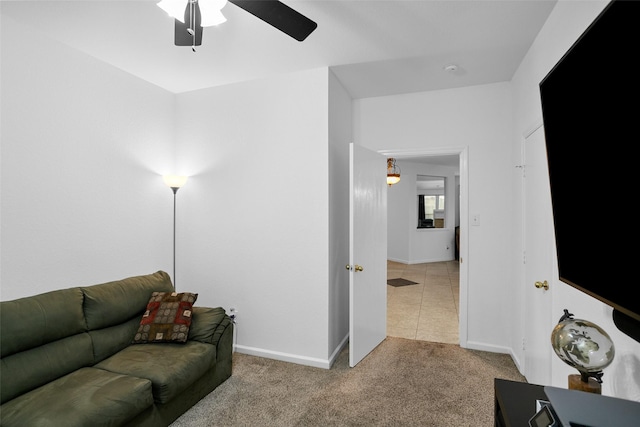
top-left (158, 0), bottom-right (317, 50)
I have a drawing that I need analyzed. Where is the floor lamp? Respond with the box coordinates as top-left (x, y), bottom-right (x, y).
top-left (163, 175), bottom-right (188, 291)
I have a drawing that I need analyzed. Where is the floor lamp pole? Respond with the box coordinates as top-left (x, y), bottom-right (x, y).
top-left (171, 187), bottom-right (179, 291)
top-left (163, 175), bottom-right (188, 292)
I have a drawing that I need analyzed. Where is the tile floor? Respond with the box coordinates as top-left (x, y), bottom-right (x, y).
top-left (387, 260), bottom-right (460, 344)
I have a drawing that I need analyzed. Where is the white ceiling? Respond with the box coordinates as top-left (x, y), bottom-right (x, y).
top-left (0, 0), bottom-right (557, 99)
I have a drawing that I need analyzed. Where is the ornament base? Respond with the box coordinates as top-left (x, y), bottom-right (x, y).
top-left (568, 374), bottom-right (601, 394)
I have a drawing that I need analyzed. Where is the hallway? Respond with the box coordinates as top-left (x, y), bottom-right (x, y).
top-left (387, 260), bottom-right (459, 344)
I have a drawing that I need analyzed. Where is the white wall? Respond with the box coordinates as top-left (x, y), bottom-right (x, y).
top-left (387, 169), bottom-right (411, 262)
top-left (0, 15), bottom-right (176, 300)
top-left (511, 0), bottom-right (640, 401)
top-left (354, 83), bottom-right (516, 352)
top-left (1, 14), bottom-right (351, 367)
top-left (0, 12), bottom-right (350, 368)
top-left (328, 71), bottom-right (352, 357)
top-left (4, 1), bottom-right (637, 396)
top-left (171, 68), bottom-right (339, 367)
top-left (387, 160), bottom-right (457, 264)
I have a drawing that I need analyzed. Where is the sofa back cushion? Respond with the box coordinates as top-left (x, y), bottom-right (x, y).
top-left (0, 287), bottom-right (85, 358)
top-left (83, 271), bottom-right (174, 363)
top-left (1, 333), bottom-right (94, 404)
top-left (88, 317), bottom-right (142, 363)
top-left (0, 287), bottom-right (92, 404)
top-left (81, 271), bottom-right (174, 331)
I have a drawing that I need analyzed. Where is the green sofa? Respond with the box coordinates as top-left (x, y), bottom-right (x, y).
top-left (0, 271), bottom-right (233, 427)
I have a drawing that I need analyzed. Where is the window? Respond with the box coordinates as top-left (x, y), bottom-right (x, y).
top-left (417, 175), bottom-right (445, 228)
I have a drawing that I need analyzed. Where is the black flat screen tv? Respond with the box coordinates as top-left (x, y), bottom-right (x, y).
top-left (539, 0), bottom-right (640, 335)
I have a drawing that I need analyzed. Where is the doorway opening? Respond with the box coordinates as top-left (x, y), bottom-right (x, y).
top-left (378, 147), bottom-right (468, 347)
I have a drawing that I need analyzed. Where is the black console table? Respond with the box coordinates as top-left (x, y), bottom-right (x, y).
top-left (494, 378), bottom-right (546, 427)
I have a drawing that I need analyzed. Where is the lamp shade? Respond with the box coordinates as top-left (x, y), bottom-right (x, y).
top-left (387, 174), bottom-right (401, 186)
top-left (163, 175), bottom-right (189, 189)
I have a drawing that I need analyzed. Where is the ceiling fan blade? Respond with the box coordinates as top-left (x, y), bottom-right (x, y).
top-left (229, 0), bottom-right (317, 42)
top-left (174, 2), bottom-right (203, 46)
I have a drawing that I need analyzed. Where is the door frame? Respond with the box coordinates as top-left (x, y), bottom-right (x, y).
top-left (378, 146), bottom-right (469, 347)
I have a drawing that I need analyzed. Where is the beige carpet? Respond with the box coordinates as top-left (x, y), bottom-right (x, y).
top-left (170, 337), bottom-right (526, 426)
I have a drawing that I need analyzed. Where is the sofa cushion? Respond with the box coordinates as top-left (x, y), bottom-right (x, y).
top-left (82, 270), bottom-right (174, 331)
top-left (0, 332), bottom-right (94, 404)
top-left (0, 367), bottom-right (153, 427)
top-left (94, 341), bottom-right (216, 404)
top-left (188, 306), bottom-right (232, 344)
top-left (0, 287), bottom-right (85, 358)
top-left (131, 291), bottom-right (198, 344)
top-left (89, 317), bottom-right (141, 363)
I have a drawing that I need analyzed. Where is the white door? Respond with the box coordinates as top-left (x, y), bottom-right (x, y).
top-left (349, 143), bottom-right (387, 367)
top-left (523, 125), bottom-right (554, 385)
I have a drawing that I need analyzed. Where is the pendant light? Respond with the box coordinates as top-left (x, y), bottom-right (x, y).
top-left (387, 158), bottom-right (401, 186)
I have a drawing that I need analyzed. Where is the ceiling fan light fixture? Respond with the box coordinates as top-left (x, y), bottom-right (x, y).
top-left (200, 10), bottom-right (226, 27)
top-left (157, 0), bottom-right (189, 23)
top-left (199, 0), bottom-right (227, 27)
top-left (163, 0), bottom-right (316, 47)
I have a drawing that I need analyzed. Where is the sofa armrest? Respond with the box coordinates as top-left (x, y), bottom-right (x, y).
top-left (188, 307), bottom-right (233, 346)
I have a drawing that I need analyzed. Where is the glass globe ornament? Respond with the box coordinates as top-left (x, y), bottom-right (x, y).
top-left (550, 309), bottom-right (615, 383)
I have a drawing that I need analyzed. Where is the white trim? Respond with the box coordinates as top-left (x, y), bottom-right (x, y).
top-left (378, 146), bottom-right (470, 348)
top-left (464, 340), bottom-right (513, 355)
top-left (465, 339), bottom-right (523, 373)
top-left (234, 345), bottom-right (332, 369)
top-left (330, 333), bottom-right (350, 366)
top-left (523, 117), bottom-right (544, 139)
top-left (388, 256), bottom-right (455, 264)
top-left (379, 146), bottom-right (467, 159)
top-left (233, 334), bottom-right (350, 370)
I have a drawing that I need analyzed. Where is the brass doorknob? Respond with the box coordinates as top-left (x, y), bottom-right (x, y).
top-left (346, 264), bottom-right (351, 271)
top-left (355, 265), bottom-right (364, 272)
top-left (535, 280), bottom-right (549, 290)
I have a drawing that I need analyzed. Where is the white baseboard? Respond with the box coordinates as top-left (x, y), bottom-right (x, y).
top-left (464, 340), bottom-right (524, 376)
top-left (388, 256), bottom-right (456, 265)
top-left (233, 334), bottom-right (349, 370)
top-left (233, 337), bottom-right (524, 378)
top-left (409, 257), bottom-right (455, 264)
